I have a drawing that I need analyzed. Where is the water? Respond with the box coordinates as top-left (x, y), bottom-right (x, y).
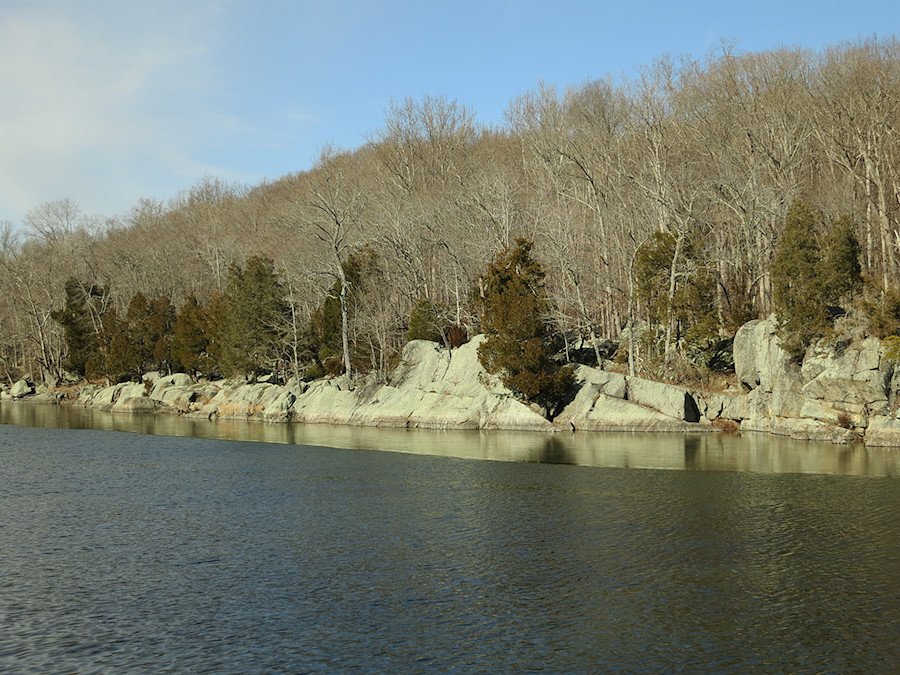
top-left (2, 404), bottom-right (900, 672)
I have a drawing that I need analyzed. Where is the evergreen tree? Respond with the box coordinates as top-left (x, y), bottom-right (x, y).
top-left (102, 309), bottom-right (136, 381)
top-left (407, 298), bottom-right (451, 345)
top-left (771, 200), bottom-right (861, 358)
top-left (823, 214), bottom-right (862, 302)
top-left (147, 295), bottom-right (176, 373)
top-left (172, 295), bottom-right (210, 376)
top-left (476, 238), bottom-right (573, 416)
top-left (303, 250), bottom-right (374, 376)
top-left (215, 256), bottom-right (290, 378)
top-left (51, 277), bottom-right (104, 378)
top-left (634, 231), bottom-right (719, 362)
top-left (125, 292), bottom-right (153, 372)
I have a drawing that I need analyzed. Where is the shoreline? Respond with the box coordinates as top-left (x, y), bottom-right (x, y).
top-left (4, 325), bottom-right (899, 447)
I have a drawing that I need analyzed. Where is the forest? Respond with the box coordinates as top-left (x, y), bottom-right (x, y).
top-left (2, 37), bottom-right (900, 400)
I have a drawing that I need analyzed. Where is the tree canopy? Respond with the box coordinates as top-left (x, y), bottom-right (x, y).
top-left (4, 37), bottom-right (897, 390)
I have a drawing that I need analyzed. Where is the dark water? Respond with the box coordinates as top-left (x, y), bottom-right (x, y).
top-left (2, 405), bottom-right (900, 672)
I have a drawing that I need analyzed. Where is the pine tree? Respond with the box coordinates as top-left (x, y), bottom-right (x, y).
top-left (171, 295), bottom-right (206, 375)
top-left (103, 309), bottom-right (137, 381)
top-left (51, 277), bottom-right (105, 378)
top-left (147, 296), bottom-right (175, 373)
top-left (125, 292), bottom-right (153, 372)
top-left (407, 298), bottom-right (451, 345)
top-left (476, 238), bottom-right (573, 416)
top-left (823, 214), bottom-right (862, 302)
top-left (215, 256), bottom-right (290, 378)
top-left (770, 200), bottom-right (860, 358)
top-left (303, 250), bottom-right (375, 377)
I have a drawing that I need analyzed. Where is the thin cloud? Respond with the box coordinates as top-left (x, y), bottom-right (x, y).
top-left (0, 0), bottom-right (238, 222)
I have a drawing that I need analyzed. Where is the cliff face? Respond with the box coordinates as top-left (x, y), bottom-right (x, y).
top-left (729, 316), bottom-right (900, 445)
top-left (8, 319), bottom-right (900, 446)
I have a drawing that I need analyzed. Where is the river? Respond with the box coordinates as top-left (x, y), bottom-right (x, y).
top-left (1, 403), bottom-right (899, 672)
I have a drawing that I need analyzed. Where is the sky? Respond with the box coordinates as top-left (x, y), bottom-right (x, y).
top-left (1, 0), bottom-right (898, 226)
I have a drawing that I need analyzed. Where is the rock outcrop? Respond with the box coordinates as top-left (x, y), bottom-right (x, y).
top-left (10, 376), bottom-right (35, 399)
top-left (554, 366), bottom-right (708, 432)
top-left (724, 315), bottom-right (899, 445)
top-left (6, 321), bottom-right (900, 446)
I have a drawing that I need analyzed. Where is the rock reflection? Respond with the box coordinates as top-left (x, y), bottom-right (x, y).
top-left (1, 402), bottom-right (899, 476)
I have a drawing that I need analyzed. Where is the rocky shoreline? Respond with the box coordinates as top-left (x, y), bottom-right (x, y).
top-left (4, 321), bottom-right (900, 447)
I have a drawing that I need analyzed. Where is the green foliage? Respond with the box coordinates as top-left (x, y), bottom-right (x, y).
top-left (93, 292), bottom-right (177, 379)
top-left (771, 200), bottom-right (861, 359)
top-left (172, 295), bottom-right (212, 375)
top-left (302, 249), bottom-right (377, 376)
top-left (407, 298), bottom-right (450, 344)
top-left (308, 281), bottom-right (344, 367)
top-left (148, 296), bottom-right (176, 373)
top-left (771, 200), bottom-right (826, 357)
top-left (634, 231), bottom-right (719, 359)
top-left (215, 256), bottom-right (290, 378)
top-left (102, 309), bottom-right (137, 380)
top-left (634, 232), bottom-right (677, 330)
top-left (476, 238), bottom-right (574, 416)
top-left (51, 277), bottom-right (105, 378)
top-left (823, 214), bottom-right (862, 301)
top-left (864, 286), bottom-right (900, 339)
top-left (883, 336), bottom-right (900, 363)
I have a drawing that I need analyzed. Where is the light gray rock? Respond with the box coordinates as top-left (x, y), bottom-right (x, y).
top-left (734, 316), bottom-right (800, 399)
top-left (84, 383), bottom-right (128, 410)
top-left (742, 416), bottom-right (856, 444)
top-left (10, 377), bottom-right (34, 398)
top-left (292, 363), bottom-right (553, 431)
top-left (261, 389), bottom-right (297, 422)
top-left (801, 338), bottom-right (890, 410)
top-left (284, 336), bottom-right (555, 431)
top-left (115, 397), bottom-right (167, 413)
top-left (865, 416), bottom-right (900, 446)
top-left (31, 390), bottom-right (65, 404)
top-left (627, 376), bottom-right (700, 422)
top-left (388, 340), bottom-right (447, 389)
top-left (693, 391), bottom-right (735, 422)
top-left (734, 319), bottom-right (764, 391)
top-left (198, 382), bottom-right (287, 420)
top-left (556, 393), bottom-right (707, 432)
top-left (149, 373), bottom-right (194, 399)
top-left (573, 365), bottom-right (627, 399)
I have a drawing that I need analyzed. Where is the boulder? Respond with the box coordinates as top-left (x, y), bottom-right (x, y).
top-left (627, 376), bottom-right (700, 422)
top-left (573, 365), bottom-right (627, 399)
top-left (389, 340), bottom-right (449, 390)
top-left (734, 316), bottom-right (799, 396)
top-left (115, 397), bottom-right (168, 413)
top-left (83, 383), bottom-right (128, 410)
top-left (801, 337), bottom-right (890, 411)
top-left (742, 416), bottom-right (856, 444)
top-left (149, 373), bottom-right (194, 399)
top-left (693, 390), bottom-right (735, 422)
top-left (734, 319), bottom-right (765, 390)
top-left (10, 377), bottom-right (34, 398)
top-left (865, 416), bottom-right (900, 447)
top-left (556, 392), bottom-right (706, 432)
top-left (199, 382), bottom-right (287, 420)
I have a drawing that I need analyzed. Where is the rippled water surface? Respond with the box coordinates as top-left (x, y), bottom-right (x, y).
top-left (2, 406), bottom-right (900, 672)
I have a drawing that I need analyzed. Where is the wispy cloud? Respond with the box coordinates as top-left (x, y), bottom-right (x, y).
top-left (0, 0), bottom-right (241, 222)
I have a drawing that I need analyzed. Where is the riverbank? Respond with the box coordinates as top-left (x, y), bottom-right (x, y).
top-left (5, 321), bottom-right (900, 446)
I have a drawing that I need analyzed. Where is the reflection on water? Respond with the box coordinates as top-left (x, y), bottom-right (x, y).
top-left (2, 401), bottom-right (898, 476)
top-left (2, 407), bottom-right (900, 672)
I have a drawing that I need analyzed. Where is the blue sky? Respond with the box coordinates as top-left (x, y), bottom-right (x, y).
top-left (1, 0), bottom-right (898, 225)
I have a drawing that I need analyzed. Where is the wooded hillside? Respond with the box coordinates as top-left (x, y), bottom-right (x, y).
top-left (2, 37), bottom-right (899, 388)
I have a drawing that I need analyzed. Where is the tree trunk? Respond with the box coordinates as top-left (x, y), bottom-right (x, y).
top-left (337, 266), bottom-right (352, 382)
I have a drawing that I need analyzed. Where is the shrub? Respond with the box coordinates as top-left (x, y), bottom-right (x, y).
top-left (476, 238), bottom-right (574, 417)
